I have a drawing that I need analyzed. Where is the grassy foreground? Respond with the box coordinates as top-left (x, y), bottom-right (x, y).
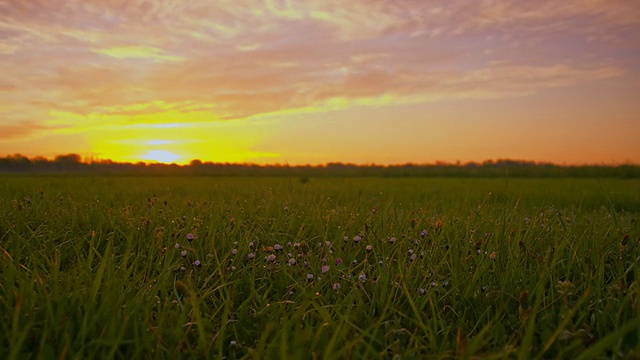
top-left (0, 176), bottom-right (639, 359)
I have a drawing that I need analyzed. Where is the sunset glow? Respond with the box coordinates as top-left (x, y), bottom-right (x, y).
top-left (1, 1), bottom-right (639, 165)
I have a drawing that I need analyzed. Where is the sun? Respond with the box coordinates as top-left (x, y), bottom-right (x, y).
top-left (140, 150), bottom-right (181, 164)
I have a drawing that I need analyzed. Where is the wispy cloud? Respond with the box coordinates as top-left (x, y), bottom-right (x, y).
top-left (0, 0), bottom-right (638, 163)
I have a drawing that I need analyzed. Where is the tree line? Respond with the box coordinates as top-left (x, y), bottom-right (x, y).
top-left (0, 153), bottom-right (638, 178)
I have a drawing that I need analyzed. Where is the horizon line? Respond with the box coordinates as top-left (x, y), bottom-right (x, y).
top-left (1, 153), bottom-right (639, 168)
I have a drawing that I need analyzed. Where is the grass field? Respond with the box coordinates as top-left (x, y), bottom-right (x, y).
top-left (1, 176), bottom-right (639, 359)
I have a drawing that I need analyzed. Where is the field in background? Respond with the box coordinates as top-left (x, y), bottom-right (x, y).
top-left (1, 176), bottom-right (639, 358)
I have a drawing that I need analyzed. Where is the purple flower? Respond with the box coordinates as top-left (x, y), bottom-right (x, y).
top-left (174, 243), bottom-right (181, 249)
top-left (186, 233), bottom-right (194, 242)
top-left (180, 266), bottom-right (186, 271)
top-left (249, 241), bottom-right (255, 248)
top-left (333, 283), bottom-right (341, 291)
top-left (343, 236), bottom-right (348, 242)
top-left (266, 254), bottom-right (276, 262)
top-left (335, 257), bottom-right (343, 265)
top-left (248, 253), bottom-right (255, 259)
top-left (180, 250), bottom-right (187, 258)
top-left (389, 237), bottom-right (397, 244)
top-left (231, 249), bottom-right (237, 255)
top-left (353, 259), bottom-right (358, 265)
top-left (274, 244), bottom-right (283, 251)
top-left (419, 288), bottom-right (426, 295)
top-left (366, 245), bottom-right (373, 252)
top-left (194, 260), bottom-right (201, 267)
top-left (358, 273), bottom-right (367, 283)
top-left (410, 254), bottom-right (417, 262)
top-left (321, 265), bottom-right (330, 274)
top-left (307, 273), bottom-right (314, 281)
top-left (420, 229), bottom-right (428, 238)
top-left (353, 236), bottom-right (361, 243)
top-left (230, 266), bottom-right (236, 271)
top-left (288, 258), bottom-right (296, 265)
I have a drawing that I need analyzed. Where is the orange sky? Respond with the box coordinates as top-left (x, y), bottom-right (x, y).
top-left (1, 0), bottom-right (639, 165)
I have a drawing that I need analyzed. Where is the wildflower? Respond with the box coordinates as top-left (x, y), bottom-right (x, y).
top-left (358, 273), bottom-right (367, 283)
top-left (366, 245), bottom-right (373, 252)
top-left (231, 249), bottom-right (237, 255)
top-left (408, 249), bottom-right (414, 255)
top-left (353, 235), bottom-right (361, 243)
top-left (325, 241), bottom-right (331, 247)
top-left (180, 266), bottom-right (186, 271)
top-left (307, 273), bottom-right (314, 281)
top-left (389, 237), bottom-right (397, 244)
top-left (186, 233), bottom-right (194, 242)
top-left (266, 254), bottom-right (276, 262)
top-left (194, 260), bottom-right (201, 267)
top-left (419, 288), bottom-right (426, 295)
top-left (335, 257), bottom-right (343, 265)
top-left (274, 244), bottom-right (283, 251)
top-left (287, 242), bottom-right (292, 246)
top-left (372, 208), bottom-right (377, 214)
top-left (174, 243), bottom-right (181, 249)
top-left (248, 253), bottom-right (255, 259)
top-left (410, 253), bottom-right (417, 262)
top-left (230, 340), bottom-right (237, 347)
top-left (249, 241), bottom-right (255, 248)
top-left (489, 251), bottom-right (497, 260)
top-left (421, 229), bottom-right (428, 238)
top-left (288, 258), bottom-right (296, 265)
top-left (431, 281), bottom-right (437, 287)
top-left (442, 280), bottom-right (449, 287)
top-left (181, 250), bottom-right (188, 258)
top-left (333, 283), bottom-right (341, 291)
top-left (353, 259), bottom-right (358, 265)
top-left (230, 266), bottom-right (236, 271)
top-left (343, 236), bottom-right (348, 242)
top-left (293, 242), bottom-right (300, 249)
top-left (322, 265), bottom-right (330, 274)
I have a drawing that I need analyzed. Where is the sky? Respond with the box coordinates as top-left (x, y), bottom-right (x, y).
top-left (1, 0), bottom-right (639, 165)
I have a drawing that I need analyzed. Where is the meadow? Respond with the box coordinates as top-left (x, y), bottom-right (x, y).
top-left (1, 176), bottom-right (639, 359)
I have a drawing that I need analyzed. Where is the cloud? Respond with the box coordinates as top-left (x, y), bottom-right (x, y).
top-left (92, 46), bottom-right (184, 62)
top-left (0, 0), bottom-right (636, 143)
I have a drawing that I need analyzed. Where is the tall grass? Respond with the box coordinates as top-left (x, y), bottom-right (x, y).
top-left (1, 177), bottom-right (638, 358)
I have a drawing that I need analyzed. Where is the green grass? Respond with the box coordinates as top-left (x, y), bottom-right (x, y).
top-left (1, 176), bottom-right (639, 359)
